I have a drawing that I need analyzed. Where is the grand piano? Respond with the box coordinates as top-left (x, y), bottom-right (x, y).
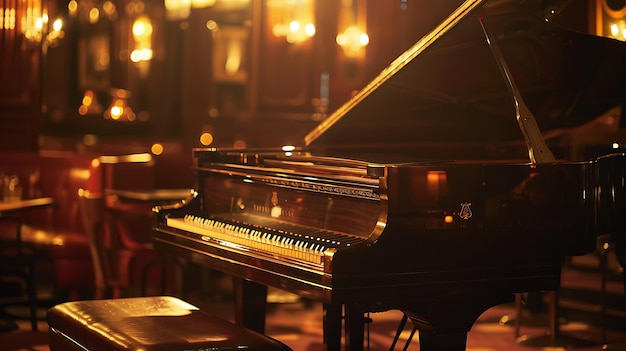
top-left (153, 0), bottom-right (626, 350)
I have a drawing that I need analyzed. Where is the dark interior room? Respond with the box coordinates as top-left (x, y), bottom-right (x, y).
top-left (1, 0), bottom-right (625, 350)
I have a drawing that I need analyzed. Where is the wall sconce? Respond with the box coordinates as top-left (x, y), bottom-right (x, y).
top-left (336, 0), bottom-right (368, 58)
top-left (78, 89), bottom-right (104, 115)
top-left (336, 26), bottom-right (369, 57)
top-left (268, 0), bottom-right (316, 44)
top-left (20, 0), bottom-right (64, 51)
top-left (597, 0), bottom-right (626, 41)
top-left (609, 20), bottom-right (626, 39)
top-left (104, 88), bottom-right (136, 121)
top-left (131, 14), bottom-right (153, 77)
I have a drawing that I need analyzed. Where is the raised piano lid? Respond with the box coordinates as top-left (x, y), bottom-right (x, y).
top-left (304, 0), bottom-right (626, 163)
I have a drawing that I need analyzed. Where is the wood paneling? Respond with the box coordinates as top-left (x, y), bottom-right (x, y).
top-left (0, 0), bottom-right (41, 151)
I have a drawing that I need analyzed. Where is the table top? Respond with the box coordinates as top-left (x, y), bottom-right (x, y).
top-left (0, 197), bottom-right (55, 214)
top-left (105, 188), bottom-right (195, 202)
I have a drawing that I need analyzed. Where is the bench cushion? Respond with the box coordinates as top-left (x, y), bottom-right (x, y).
top-left (47, 296), bottom-right (292, 351)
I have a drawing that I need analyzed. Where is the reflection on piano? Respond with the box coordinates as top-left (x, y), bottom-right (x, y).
top-left (153, 0), bottom-right (626, 350)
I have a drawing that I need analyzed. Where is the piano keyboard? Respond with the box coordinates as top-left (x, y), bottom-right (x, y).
top-left (166, 215), bottom-right (356, 264)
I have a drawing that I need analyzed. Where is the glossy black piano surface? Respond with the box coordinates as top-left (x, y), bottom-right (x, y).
top-left (153, 0), bottom-right (626, 350)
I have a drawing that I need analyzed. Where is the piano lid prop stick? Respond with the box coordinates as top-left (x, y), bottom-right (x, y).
top-left (478, 15), bottom-right (556, 164)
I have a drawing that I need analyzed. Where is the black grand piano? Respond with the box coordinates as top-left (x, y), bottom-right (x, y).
top-left (153, 0), bottom-right (626, 350)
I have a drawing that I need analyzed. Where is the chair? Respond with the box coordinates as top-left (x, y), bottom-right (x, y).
top-left (78, 190), bottom-right (165, 298)
top-left (0, 218), bottom-right (39, 331)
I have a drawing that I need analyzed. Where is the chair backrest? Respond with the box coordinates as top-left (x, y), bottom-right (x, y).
top-left (77, 190), bottom-right (107, 299)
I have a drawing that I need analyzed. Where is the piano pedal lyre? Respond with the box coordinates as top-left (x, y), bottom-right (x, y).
top-left (389, 313), bottom-right (418, 351)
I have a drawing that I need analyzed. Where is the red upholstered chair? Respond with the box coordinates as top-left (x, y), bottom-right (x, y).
top-left (78, 191), bottom-right (167, 298)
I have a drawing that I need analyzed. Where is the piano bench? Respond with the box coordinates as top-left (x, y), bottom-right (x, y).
top-left (46, 296), bottom-right (293, 351)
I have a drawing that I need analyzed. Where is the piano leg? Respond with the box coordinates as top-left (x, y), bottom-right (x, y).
top-left (323, 303), bottom-right (366, 351)
top-left (345, 304), bottom-right (365, 351)
top-left (612, 232), bottom-right (626, 295)
top-left (418, 330), bottom-right (468, 351)
top-left (400, 293), bottom-right (514, 351)
top-left (233, 277), bottom-right (268, 333)
top-left (323, 304), bottom-right (342, 351)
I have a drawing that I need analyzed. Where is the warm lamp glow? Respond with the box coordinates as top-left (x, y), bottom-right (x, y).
top-left (21, 0), bottom-right (64, 50)
top-left (68, 0), bottom-right (117, 24)
top-left (78, 90), bottom-right (103, 115)
top-left (164, 0), bottom-right (191, 20)
top-left (132, 16), bottom-right (152, 38)
top-left (2, 5), bottom-right (16, 30)
top-left (104, 89), bottom-right (136, 121)
top-left (191, 0), bottom-right (216, 8)
top-left (67, 0), bottom-right (77, 16)
top-left (130, 48), bottom-right (153, 62)
top-left (151, 143), bottom-right (164, 155)
top-left (268, 0), bottom-right (315, 44)
top-left (164, 0), bottom-right (218, 19)
top-left (52, 18), bottom-right (62, 31)
top-left (200, 133), bottom-right (214, 146)
top-left (131, 15), bottom-right (153, 77)
top-left (607, 20), bottom-right (626, 41)
top-left (336, 0), bottom-right (368, 58)
top-left (336, 25), bottom-right (369, 57)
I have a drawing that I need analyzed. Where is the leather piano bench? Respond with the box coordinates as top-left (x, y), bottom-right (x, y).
top-left (46, 296), bottom-right (293, 351)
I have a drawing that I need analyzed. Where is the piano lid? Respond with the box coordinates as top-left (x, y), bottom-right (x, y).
top-left (304, 0), bottom-right (626, 159)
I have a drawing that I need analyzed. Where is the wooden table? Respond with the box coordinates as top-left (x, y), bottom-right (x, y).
top-left (0, 197), bottom-right (55, 331)
top-left (0, 197), bottom-right (55, 214)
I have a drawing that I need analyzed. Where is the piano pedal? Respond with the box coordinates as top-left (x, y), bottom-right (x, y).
top-left (389, 314), bottom-right (418, 351)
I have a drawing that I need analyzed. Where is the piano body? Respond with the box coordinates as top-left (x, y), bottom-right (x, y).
top-left (153, 0), bottom-right (626, 350)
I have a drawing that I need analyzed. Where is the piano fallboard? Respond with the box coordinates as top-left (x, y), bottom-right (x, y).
top-left (153, 224), bottom-right (562, 306)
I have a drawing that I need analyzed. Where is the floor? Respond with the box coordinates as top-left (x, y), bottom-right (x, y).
top-left (188, 288), bottom-right (626, 351)
top-left (1, 265), bottom-right (625, 351)
top-left (3, 295), bottom-right (626, 351)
